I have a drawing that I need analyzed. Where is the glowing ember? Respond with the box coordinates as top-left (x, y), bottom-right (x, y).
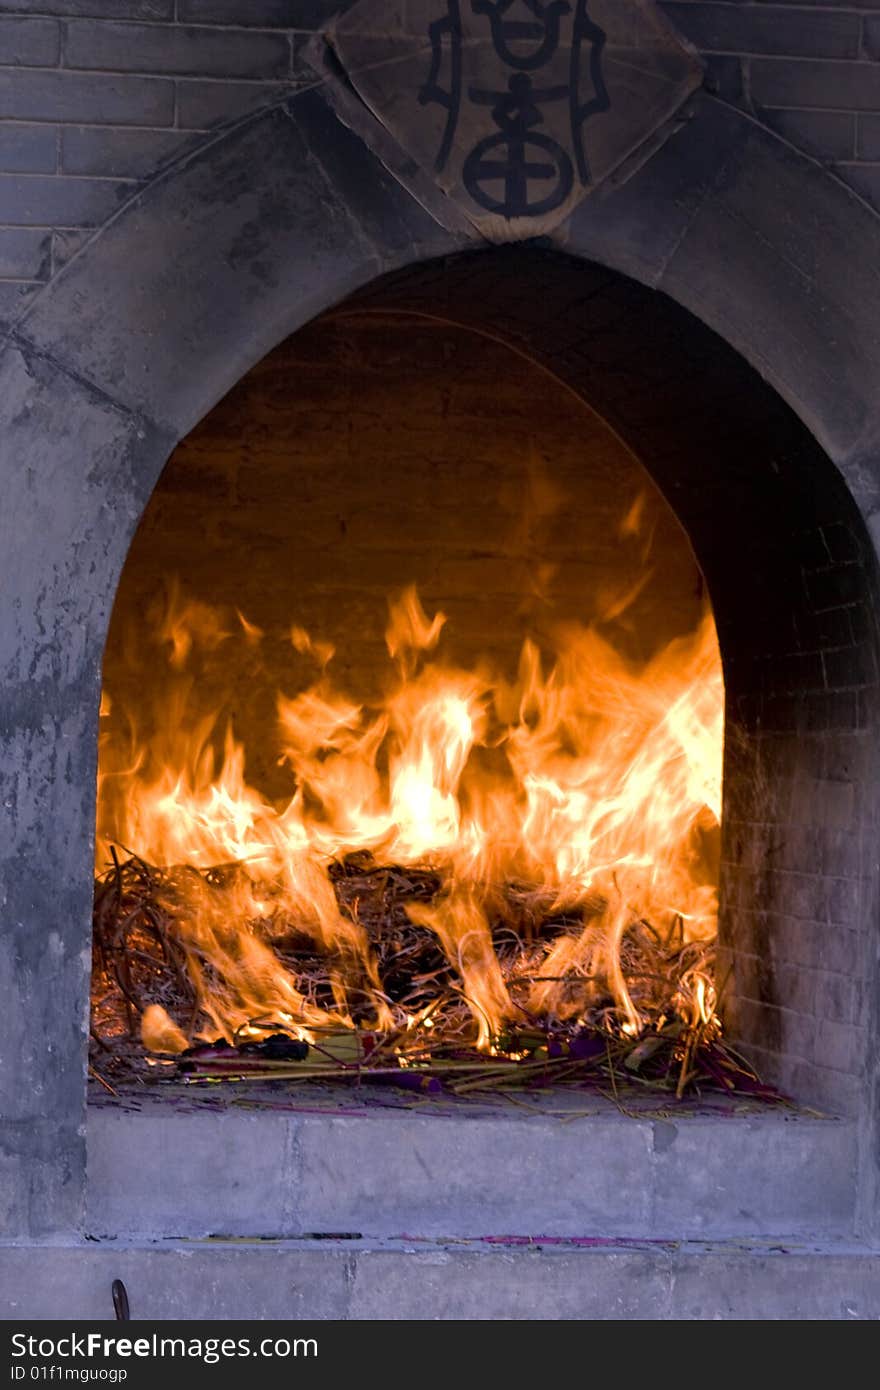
top-left (94, 566), bottom-right (724, 1064)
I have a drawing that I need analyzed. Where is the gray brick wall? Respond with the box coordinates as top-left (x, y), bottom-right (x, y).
top-left (0, 1), bottom-right (334, 316)
top-left (662, 1), bottom-right (880, 213)
top-left (0, 2), bottom-right (878, 322)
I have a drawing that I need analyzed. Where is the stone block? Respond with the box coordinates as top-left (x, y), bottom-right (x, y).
top-left (0, 16), bottom-right (59, 67)
top-left (0, 68), bottom-right (174, 125)
top-left (65, 20), bottom-right (291, 79)
top-left (0, 123), bottom-right (56, 173)
top-left (813, 1019), bottom-right (864, 1075)
top-left (670, 1249), bottom-right (880, 1321)
top-left (180, 0), bottom-right (346, 24)
top-left (648, 1112), bottom-right (855, 1238)
top-left (663, 3), bottom-right (860, 58)
top-left (349, 1245), bottom-right (673, 1320)
top-left (0, 1244), bottom-right (352, 1321)
top-left (0, 172), bottom-right (132, 227)
top-left (295, 1111), bottom-right (654, 1238)
top-left (86, 1106), bottom-right (293, 1237)
top-left (751, 58), bottom-right (880, 112)
top-left (0, 1), bottom-right (171, 13)
top-left (86, 1094), bottom-right (858, 1242)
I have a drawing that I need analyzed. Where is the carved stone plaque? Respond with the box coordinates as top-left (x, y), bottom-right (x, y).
top-left (325, 0), bottom-right (703, 240)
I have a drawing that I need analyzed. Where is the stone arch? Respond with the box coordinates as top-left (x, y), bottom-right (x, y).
top-left (2, 83), bottom-right (880, 1238)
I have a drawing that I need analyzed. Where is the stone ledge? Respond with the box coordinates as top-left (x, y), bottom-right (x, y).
top-left (2, 1237), bottom-right (879, 1319)
top-left (85, 1089), bottom-right (857, 1243)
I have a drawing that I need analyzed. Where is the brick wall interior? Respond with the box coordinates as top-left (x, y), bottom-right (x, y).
top-left (101, 307), bottom-right (706, 801)
top-left (1, 1), bottom-right (880, 330)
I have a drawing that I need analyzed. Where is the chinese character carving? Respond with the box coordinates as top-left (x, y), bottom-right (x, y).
top-left (326, 0), bottom-right (703, 239)
top-left (463, 72), bottom-right (575, 217)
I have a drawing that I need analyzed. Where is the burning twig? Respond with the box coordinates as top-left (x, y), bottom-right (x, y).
top-left (90, 850), bottom-right (775, 1103)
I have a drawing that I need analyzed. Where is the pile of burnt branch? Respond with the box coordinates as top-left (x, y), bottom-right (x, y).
top-left (90, 849), bottom-right (778, 1102)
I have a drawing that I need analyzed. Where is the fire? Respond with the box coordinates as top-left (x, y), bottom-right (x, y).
top-left (96, 573), bottom-right (724, 1054)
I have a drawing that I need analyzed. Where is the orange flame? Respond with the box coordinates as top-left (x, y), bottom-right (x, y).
top-left (97, 576), bottom-right (723, 1048)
